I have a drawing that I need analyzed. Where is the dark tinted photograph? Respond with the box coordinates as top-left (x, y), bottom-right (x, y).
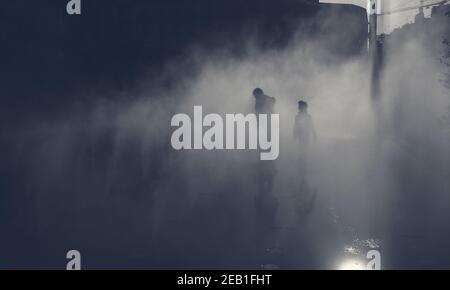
top-left (1, 0), bottom-right (450, 273)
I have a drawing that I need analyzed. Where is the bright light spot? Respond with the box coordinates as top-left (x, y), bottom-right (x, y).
top-left (338, 259), bottom-right (366, 270)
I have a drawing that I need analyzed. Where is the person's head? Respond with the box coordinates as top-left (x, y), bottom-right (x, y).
top-left (298, 100), bottom-right (308, 113)
top-left (253, 88), bottom-right (264, 98)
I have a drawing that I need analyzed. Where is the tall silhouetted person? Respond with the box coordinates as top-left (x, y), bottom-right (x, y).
top-left (253, 88), bottom-right (277, 197)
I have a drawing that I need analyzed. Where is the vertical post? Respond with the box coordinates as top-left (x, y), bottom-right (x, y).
top-left (369, 0), bottom-right (382, 101)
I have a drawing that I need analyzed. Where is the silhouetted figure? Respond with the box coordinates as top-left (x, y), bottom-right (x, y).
top-left (294, 101), bottom-right (316, 149)
top-left (253, 88), bottom-right (277, 197)
top-left (293, 100), bottom-right (316, 218)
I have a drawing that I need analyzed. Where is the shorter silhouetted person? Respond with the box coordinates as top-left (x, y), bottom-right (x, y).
top-left (253, 88), bottom-right (276, 114)
top-left (293, 100), bottom-right (316, 217)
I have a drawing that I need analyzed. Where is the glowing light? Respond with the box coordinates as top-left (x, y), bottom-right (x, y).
top-left (338, 259), bottom-right (367, 270)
